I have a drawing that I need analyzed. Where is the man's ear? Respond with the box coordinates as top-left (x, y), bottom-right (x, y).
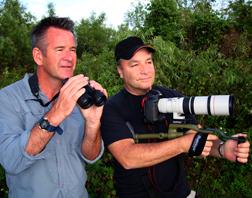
top-left (117, 66), bottom-right (123, 79)
top-left (32, 47), bottom-right (43, 66)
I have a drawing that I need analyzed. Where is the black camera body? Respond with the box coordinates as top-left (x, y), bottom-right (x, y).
top-left (63, 78), bottom-right (107, 109)
top-left (142, 90), bottom-right (166, 125)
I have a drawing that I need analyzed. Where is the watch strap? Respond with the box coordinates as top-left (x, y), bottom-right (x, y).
top-left (39, 116), bottom-right (63, 135)
top-left (218, 142), bottom-right (225, 158)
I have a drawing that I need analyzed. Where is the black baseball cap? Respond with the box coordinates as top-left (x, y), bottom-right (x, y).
top-left (115, 37), bottom-right (155, 62)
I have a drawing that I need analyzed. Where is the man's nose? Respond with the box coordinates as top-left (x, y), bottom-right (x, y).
top-left (140, 64), bottom-right (149, 74)
top-left (63, 50), bottom-right (75, 61)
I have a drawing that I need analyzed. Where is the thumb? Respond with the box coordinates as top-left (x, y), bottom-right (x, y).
top-left (207, 134), bottom-right (219, 141)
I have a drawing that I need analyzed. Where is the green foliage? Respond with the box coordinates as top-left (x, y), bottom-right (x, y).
top-left (124, 1), bottom-right (148, 30)
top-left (0, 0), bottom-right (36, 74)
top-left (86, 152), bottom-right (116, 198)
top-left (133, 0), bottom-right (252, 58)
top-left (0, 67), bottom-right (26, 89)
top-left (188, 12), bottom-right (231, 51)
top-left (226, 0), bottom-right (252, 35)
top-left (46, 2), bottom-right (56, 17)
top-left (0, 165), bottom-right (8, 198)
top-left (149, 36), bottom-right (182, 87)
top-left (144, 0), bottom-right (186, 42)
top-left (75, 12), bottom-right (117, 59)
top-left (184, 153), bottom-right (252, 198)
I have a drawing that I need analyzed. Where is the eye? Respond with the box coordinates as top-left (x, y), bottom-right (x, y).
top-left (71, 48), bottom-right (76, 53)
top-left (147, 60), bottom-right (153, 65)
top-left (56, 47), bottom-right (63, 52)
top-left (131, 64), bottom-right (138, 67)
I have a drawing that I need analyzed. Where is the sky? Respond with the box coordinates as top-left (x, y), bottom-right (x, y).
top-left (20, 0), bottom-right (149, 29)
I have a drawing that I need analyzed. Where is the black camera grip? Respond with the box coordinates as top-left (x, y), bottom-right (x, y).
top-left (236, 136), bottom-right (246, 167)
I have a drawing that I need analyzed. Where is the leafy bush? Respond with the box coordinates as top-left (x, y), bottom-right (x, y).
top-left (0, 0), bottom-right (35, 74)
top-left (144, 0), bottom-right (186, 42)
top-left (86, 152), bottom-right (116, 198)
top-left (187, 12), bottom-right (232, 51)
top-left (0, 164), bottom-right (8, 198)
top-left (75, 12), bottom-right (117, 59)
top-left (226, 0), bottom-right (252, 36)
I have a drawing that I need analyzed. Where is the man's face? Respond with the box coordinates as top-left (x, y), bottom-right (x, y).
top-left (118, 48), bottom-right (155, 95)
top-left (38, 27), bottom-right (77, 81)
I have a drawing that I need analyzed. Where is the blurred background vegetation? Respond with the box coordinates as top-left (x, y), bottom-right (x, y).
top-left (0, 0), bottom-right (251, 197)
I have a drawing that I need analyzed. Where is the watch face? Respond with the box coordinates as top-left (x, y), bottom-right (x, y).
top-left (40, 119), bottom-right (49, 129)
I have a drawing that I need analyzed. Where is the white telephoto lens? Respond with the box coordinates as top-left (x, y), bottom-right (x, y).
top-left (158, 95), bottom-right (234, 116)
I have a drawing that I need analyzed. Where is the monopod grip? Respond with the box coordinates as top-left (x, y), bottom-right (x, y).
top-left (236, 136), bottom-right (246, 167)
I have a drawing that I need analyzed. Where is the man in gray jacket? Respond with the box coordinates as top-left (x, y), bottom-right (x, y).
top-left (0, 16), bottom-right (106, 198)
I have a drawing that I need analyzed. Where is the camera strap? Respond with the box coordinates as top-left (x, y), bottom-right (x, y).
top-left (28, 73), bottom-right (59, 107)
top-left (126, 121), bottom-right (159, 198)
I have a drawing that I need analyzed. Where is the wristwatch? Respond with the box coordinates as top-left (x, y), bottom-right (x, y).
top-left (218, 142), bottom-right (225, 158)
top-left (39, 116), bottom-right (63, 135)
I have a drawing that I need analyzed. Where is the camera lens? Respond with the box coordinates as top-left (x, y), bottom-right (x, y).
top-left (158, 95), bottom-right (234, 116)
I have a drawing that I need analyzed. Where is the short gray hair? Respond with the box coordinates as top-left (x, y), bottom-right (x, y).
top-left (30, 16), bottom-right (76, 57)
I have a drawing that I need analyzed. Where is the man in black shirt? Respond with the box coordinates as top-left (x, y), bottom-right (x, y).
top-left (101, 37), bottom-right (250, 198)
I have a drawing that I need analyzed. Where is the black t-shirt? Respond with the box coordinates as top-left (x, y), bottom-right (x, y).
top-left (101, 85), bottom-right (199, 198)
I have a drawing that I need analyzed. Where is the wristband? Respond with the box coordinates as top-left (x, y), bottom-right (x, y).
top-left (218, 142), bottom-right (225, 158)
top-left (188, 132), bottom-right (209, 157)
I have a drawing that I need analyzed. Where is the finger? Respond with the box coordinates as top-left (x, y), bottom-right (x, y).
top-left (63, 74), bottom-right (84, 86)
top-left (237, 141), bottom-right (250, 148)
top-left (74, 87), bottom-right (86, 101)
top-left (201, 149), bottom-right (211, 156)
top-left (204, 140), bottom-right (213, 147)
top-left (203, 146), bottom-right (212, 152)
top-left (237, 157), bottom-right (248, 163)
top-left (62, 75), bottom-right (85, 91)
top-left (232, 133), bottom-right (247, 138)
top-left (235, 140), bottom-right (250, 165)
top-left (207, 134), bottom-right (219, 141)
top-left (201, 142), bottom-right (213, 155)
top-left (201, 152), bottom-right (210, 157)
top-left (236, 146), bottom-right (250, 154)
top-left (89, 80), bottom-right (108, 97)
top-left (236, 151), bottom-right (249, 158)
top-left (63, 75), bottom-right (88, 96)
top-left (89, 80), bottom-right (103, 90)
top-left (102, 88), bottom-right (108, 98)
